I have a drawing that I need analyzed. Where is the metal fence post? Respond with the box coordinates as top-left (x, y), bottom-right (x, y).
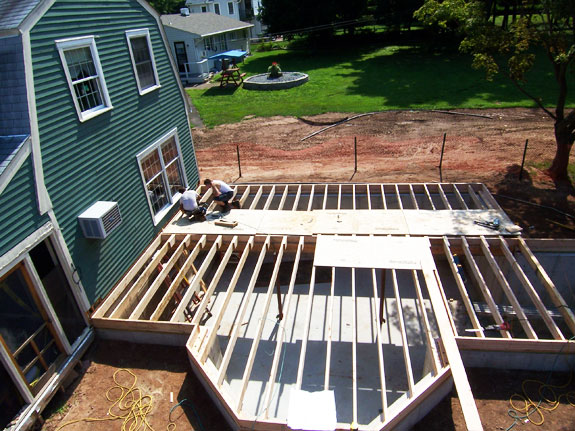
top-left (236, 144), bottom-right (242, 178)
top-left (519, 139), bottom-right (528, 181)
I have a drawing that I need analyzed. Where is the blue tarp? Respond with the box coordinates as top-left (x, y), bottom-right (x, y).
top-left (208, 50), bottom-right (247, 60)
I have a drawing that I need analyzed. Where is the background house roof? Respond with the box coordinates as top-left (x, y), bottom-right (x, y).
top-left (0, 0), bottom-right (42, 31)
top-left (160, 12), bottom-right (252, 37)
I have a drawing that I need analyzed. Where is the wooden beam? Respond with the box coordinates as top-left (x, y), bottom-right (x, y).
top-left (292, 185), bottom-right (302, 211)
top-left (467, 185), bottom-right (484, 209)
top-left (263, 185), bottom-right (276, 210)
top-left (461, 237), bottom-right (511, 339)
top-left (370, 268), bottom-right (388, 421)
top-left (307, 184), bottom-right (315, 211)
top-left (264, 237), bottom-right (305, 419)
top-left (456, 336), bottom-right (575, 353)
top-left (322, 184), bottom-right (329, 210)
top-left (392, 269), bottom-right (414, 396)
top-left (110, 235), bottom-right (176, 319)
top-left (91, 316), bottom-right (192, 334)
top-left (237, 236), bottom-right (287, 412)
top-left (443, 237), bottom-right (484, 337)
top-left (295, 265), bottom-right (316, 390)
top-left (412, 270), bottom-right (441, 374)
top-left (93, 235), bottom-right (163, 318)
top-left (351, 267), bottom-right (358, 426)
top-left (352, 184), bottom-right (356, 210)
top-left (424, 184), bottom-right (436, 210)
top-left (217, 236), bottom-right (271, 386)
top-left (438, 184), bottom-right (452, 210)
top-left (409, 184), bottom-right (419, 209)
top-left (453, 184), bottom-right (468, 210)
top-left (518, 238), bottom-right (575, 335)
top-left (249, 185), bottom-right (263, 210)
top-left (150, 236), bottom-right (208, 321)
top-left (479, 237), bottom-right (537, 339)
top-left (200, 237), bottom-right (255, 364)
top-left (337, 184), bottom-right (342, 210)
top-left (171, 236), bottom-right (223, 322)
top-left (381, 184), bottom-right (387, 210)
top-left (129, 235), bottom-right (192, 320)
top-left (499, 238), bottom-right (564, 340)
top-left (278, 185), bottom-right (288, 210)
top-left (324, 267), bottom-right (335, 390)
top-left (190, 237), bottom-right (239, 326)
top-left (423, 268), bottom-right (484, 431)
top-left (239, 185), bottom-right (251, 207)
top-left (395, 184), bottom-right (403, 210)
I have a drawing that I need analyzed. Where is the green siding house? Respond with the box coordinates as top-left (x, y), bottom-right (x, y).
top-left (0, 0), bottom-right (198, 428)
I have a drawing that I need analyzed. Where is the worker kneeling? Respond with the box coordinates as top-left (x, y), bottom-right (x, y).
top-left (179, 187), bottom-right (207, 222)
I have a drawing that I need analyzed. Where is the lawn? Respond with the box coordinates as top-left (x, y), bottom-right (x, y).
top-left (186, 45), bottom-right (573, 128)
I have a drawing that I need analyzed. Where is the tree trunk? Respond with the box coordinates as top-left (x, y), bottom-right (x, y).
top-left (547, 120), bottom-right (574, 181)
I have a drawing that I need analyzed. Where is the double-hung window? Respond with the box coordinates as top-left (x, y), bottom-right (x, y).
top-left (126, 29), bottom-right (160, 95)
top-left (228, 2), bottom-right (234, 14)
top-left (214, 3), bottom-right (220, 14)
top-left (137, 129), bottom-right (187, 225)
top-left (56, 36), bottom-right (112, 122)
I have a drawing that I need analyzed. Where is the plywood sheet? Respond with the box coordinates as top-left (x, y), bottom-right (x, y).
top-left (164, 210), bottom-right (264, 235)
top-left (404, 209), bottom-right (516, 236)
top-left (314, 236), bottom-right (431, 269)
top-left (313, 210), bottom-right (408, 235)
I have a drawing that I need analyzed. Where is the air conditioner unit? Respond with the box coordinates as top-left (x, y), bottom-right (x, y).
top-left (78, 201), bottom-right (122, 239)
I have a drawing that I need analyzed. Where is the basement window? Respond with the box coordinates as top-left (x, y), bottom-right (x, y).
top-left (137, 129), bottom-right (187, 225)
top-left (126, 29), bottom-right (161, 95)
top-left (56, 36), bottom-right (112, 122)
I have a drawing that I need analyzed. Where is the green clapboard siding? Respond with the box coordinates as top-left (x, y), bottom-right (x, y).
top-left (30, 0), bottom-right (198, 303)
top-left (0, 157), bottom-right (49, 257)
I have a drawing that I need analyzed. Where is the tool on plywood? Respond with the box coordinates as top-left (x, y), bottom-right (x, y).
top-left (474, 217), bottom-right (500, 230)
top-left (215, 219), bottom-right (238, 228)
top-left (465, 321), bottom-right (511, 333)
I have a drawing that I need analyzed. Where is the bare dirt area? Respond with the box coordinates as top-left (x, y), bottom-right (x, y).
top-left (193, 108), bottom-right (575, 237)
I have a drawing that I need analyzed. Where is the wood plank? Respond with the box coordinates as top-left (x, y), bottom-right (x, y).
top-left (395, 184), bottom-right (403, 210)
top-left (337, 184), bottom-right (342, 210)
top-left (322, 184), bottom-right (329, 210)
top-left (423, 268), bottom-right (484, 431)
top-left (421, 184), bottom-right (434, 210)
top-left (351, 267), bottom-right (358, 425)
top-left (217, 236), bottom-right (271, 386)
top-left (91, 316), bottom-right (193, 334)
top-left (200, 237), bottom-right (255, 363)
top-left (239, 185), bottom-right (251, 207)
top-left (518, 238), bottom-right (575, 335)
top-left (461, 237), bottom-right (511, 338)
top-left (370, 268), bottom-right (388, 421)
top-left (438, 184), bottom-right (452, 210)
top-left (381, 184), bottom-right (387, 210)
top-left (352, 184), bottom-right (356, 210)
top-left (443, 237), bottom-right (484, 337)
top-left (129, 235), bottom-right (192, 320)
top-left (263, 237), bottom-right (305, 419)
top-left (94, 235), bottom-right (163, 318)
top-left (150, 236), bottom-right (208, 321)
top-left (295, 265), bottom-right (317, 390)
top-left (110, 235), bottom-right (176, 318)
top-left (366, 184), bottom-right (372, 210)
top-left (478, 184), bottom-right (502, 210)
top-left (249, 186), bottom-right (264, 210)
top-left (391, 269), bottom-right (414, 396)
top-left (456, 336), bottom-right (575, 353)
top-left (263, 185), bottom-right (276, 210)
top-left (479, 237), bottom-right (537, 339)
top-left (190, 237), bottom-right (239, 326)
top-left (237, 236), bottom-right (287, 412)
top-left (499, 238), bottom-right (564, 340)
top-left (171, 236), bottom-right (223, 322)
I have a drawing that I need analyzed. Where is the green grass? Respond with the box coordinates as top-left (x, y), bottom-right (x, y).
top-left (187, 45), bottom-right (574, 128)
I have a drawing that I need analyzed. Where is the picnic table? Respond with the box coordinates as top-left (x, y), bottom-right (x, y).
top-left (219, 68), bottom-right (246, 87)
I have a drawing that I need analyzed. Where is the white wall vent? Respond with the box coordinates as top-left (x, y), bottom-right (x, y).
top-left (78, 201), bottom-right (122, 239)
top-left (180, 7), bottom-right (190, 16)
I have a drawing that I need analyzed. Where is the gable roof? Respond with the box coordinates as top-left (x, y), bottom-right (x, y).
top-left (0, 0), bottom-right (42, 31)
top-left (160, 12), bottom-right (252, 37)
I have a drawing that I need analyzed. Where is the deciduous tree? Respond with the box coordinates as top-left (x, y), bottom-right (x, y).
top-left (415, 0), bottom-right (575, 182)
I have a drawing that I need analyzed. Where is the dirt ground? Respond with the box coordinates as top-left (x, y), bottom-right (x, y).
top-left (40, 108), bottom-right (575, 431)
top-left (41, 340), bottom-right (575, 431)
top-left (194, 108), bottom-right (575, 237)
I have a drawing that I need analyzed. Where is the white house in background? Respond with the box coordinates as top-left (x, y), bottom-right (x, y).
top-left (161, 11), bottom-right (253, 84)
top-left (184, 0), bottom-right (266, 37)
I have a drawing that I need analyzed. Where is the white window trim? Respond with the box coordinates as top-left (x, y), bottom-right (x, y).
top-left (125, 28), bottom-right (161, 96)
top-left (56, 36), bottom-right (113, 122)
top-left (136, 128), bottom-right (188, 226)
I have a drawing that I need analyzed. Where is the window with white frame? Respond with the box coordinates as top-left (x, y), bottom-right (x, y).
top-left (56, 36), bottom-right (112, 122)
top-left (126, 29), bottom-right (160, 95)
top-left (137, 130), bottom-right (187, 224)
top-left (228, 1), bottom-right (234, 14)
top-left (201, 5), bottom-right (207, 12)
top-left (214, 3), bottom-right (220, 14)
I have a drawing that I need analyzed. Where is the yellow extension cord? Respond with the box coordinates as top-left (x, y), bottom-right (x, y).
top-left (56, 368), bottom-right (175, 431)
top-left (508, 372), bottom-right (575, 426)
